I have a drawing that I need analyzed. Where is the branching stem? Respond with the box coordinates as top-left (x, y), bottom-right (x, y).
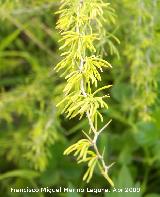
top-left (56, 0), bottom-right (115, 186)
top-left (76, 0), bottom-right (113, 178)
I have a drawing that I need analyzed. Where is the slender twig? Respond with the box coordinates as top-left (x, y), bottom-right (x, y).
top-left (76, 0), bottom-right (113, 176)
top-left (98, 119), bottom-right (112, 134)
top-left (79, 36), bottom-right (113, 176)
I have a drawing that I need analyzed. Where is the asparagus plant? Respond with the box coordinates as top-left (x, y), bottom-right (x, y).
top-left (55, 0), bottom-right (117, 186)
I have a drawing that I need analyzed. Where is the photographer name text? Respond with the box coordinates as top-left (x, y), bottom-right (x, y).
top-left (11, 187), bottom-right (141, 193)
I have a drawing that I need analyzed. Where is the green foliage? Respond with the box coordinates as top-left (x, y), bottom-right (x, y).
top-left (64, 140), bottom-right (98, 183)
top-left (0, 170), bottom-right (39, 181)
top-left (0, 0), bottom-right (160, 196)
top-left (0, 0), bottom-right (62, 175)
top-left (57, 89), bottom-right (110, 121)
top-left (112, 0), bottom-right (160, 122)
top-left (55, 0), bottom-right (117, 186)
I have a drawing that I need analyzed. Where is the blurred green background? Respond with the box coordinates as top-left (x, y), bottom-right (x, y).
top-left (0, 0), bottom-right (160, 196)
